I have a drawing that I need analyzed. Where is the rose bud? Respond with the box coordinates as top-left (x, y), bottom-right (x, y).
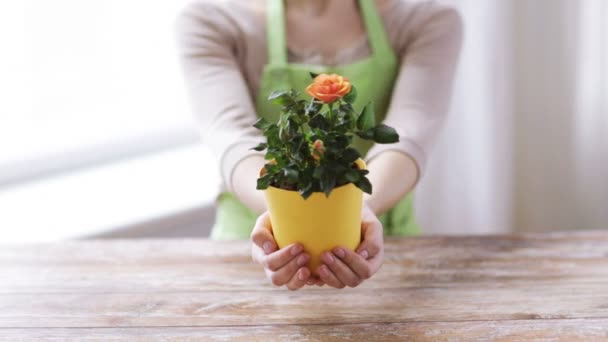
top-left (311, 139), bottom-right (325, 161)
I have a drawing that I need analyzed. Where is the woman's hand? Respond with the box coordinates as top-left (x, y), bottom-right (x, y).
top-left (250, 211), bottom-right (315, 290)
top-left (316, 204), bottom-right (384, 288)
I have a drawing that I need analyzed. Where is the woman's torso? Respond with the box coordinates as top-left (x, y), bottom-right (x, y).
top-left (192, 0), bottom-right (437, 101)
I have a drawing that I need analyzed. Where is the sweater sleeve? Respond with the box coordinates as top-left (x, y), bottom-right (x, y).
top-left (365, 2), bottom-right (464, 178)
top-left (175, 1), bottom-right (264, 193)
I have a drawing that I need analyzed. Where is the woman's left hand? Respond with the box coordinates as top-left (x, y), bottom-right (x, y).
top-left (316, 204), bottom-right (384, 288)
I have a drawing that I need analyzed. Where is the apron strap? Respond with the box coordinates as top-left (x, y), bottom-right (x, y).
top-left (266, 0), bottom-right (288, 68)
top-left (266, 0), bottom-right (394, 68)
top-left (358, 0), bottom-right (393, 58)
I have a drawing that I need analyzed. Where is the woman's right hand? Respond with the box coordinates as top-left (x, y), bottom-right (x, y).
top-left (251, 211), bottom-right (318, 290)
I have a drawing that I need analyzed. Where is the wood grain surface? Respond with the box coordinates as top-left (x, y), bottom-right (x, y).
top-left (1, 231), bottom-right (607, 341)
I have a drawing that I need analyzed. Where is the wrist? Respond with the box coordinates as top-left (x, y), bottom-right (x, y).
top-left (232, 155), bottom-right (267, 214)
top-left (363, 195), bottom-right (379, 216)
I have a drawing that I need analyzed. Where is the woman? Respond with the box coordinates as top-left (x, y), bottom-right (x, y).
top-left (176, 0), bottom-right (462, 290)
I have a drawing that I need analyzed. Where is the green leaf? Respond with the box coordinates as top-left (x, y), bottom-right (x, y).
top-left (357, 102), bottom-right (375, 131)
top-left (309, 113), bottom-right (330, 131)
top-left (373, 124), bottom-right (400, 144)
top-left (355, 176), bottom-right (373, 194)
top-left (278, 115), bottom-right (292, 141)
top-left (250, 142), bottom-right (268, 152)
top-left (256, 174), bottom-right (271, 190)
top-left (345, 170), bottom-right (360, 183)
top-left (356, 129), bottom-right (375, 140)
top-left (299, 182), bottom-right (314, 199)
top-left (268, 90), bottom-right (297, 106)
top-left (342, 147), bottom-right (360, 163)
top-left (343, 85), bottom-right (357, 104)
top-left (264, 150), bottom-right (278, 160)
top-left (321, 174), bottom-right (337, 198)
top-left (309, 72), bottom-right (319, 79)
top-left (253, 117), bottom-right (272, 130)
top-left (264, 162), bottom-right (279, 174)
top-left (268, 90), bottom-right (289, 101)
top-left (327, 161), bottom-right (347, 175)
top-left (334, 121), bottom-right (351, 133)
top-left (289, 135), bottom-right (303, 154)
top-left (305, 101), bottom-right (323, 116)
top-left (283, 168), bottom-right (299, 182)
top-left (312, 166), bottom-right (324, 179)
top-left (339, 102), bottom-right (355, 114)
top-left (324, 145), bottom-right (340, 159)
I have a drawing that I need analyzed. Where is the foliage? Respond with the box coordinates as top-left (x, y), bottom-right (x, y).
top-left (252, 74), bottom-right (399, 199)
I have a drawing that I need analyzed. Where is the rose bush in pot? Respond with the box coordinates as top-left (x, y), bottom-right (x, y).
top-left (252, 73), bottom-right (399, 275)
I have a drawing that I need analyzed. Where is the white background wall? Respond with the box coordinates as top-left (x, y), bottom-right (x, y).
top-left (416, 0), bottom-right (608, 234)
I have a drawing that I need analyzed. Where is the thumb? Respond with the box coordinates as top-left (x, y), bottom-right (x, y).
top-left (356, 213), bottom-right (383, 260)
top-left (250, 211), bottom-right (277, 255)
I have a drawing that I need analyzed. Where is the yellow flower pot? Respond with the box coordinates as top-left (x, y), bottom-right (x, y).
top-left (263, 159), bottom-right (365, 274)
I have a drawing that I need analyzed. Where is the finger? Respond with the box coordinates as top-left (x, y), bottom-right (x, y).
top-left (333, 247), bottom-right (373, 280)
top-left (317, 264), bottom-right (345, 289)
top-left (250, 212), bottom-right (277, 255)
top-left (307, 276), bottom-right (325, 287)
top-left (306, 275), bottom-right (319, 286)
top-left (322, 252), bottom-right (361, 287)
top-left (356, 217), bottom-right (383, 259)
top-left (269, 252), bottom-right (310, 286)
top-left (286, 267), bottom-right (311, 291)
top-left (263, 243), bottom-right (304, 272)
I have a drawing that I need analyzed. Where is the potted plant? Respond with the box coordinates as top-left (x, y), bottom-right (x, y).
top-left (252, 73), bottom-right (399, 274)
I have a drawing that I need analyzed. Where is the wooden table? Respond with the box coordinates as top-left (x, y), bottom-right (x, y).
top-left (2, 231), bottom-right (608, 341)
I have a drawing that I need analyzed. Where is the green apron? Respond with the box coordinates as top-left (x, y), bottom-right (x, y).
top-left (211, 0), bottom-right (420, 240)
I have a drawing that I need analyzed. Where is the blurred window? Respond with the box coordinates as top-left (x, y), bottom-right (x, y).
top-left (0, 0), bottom-right (196, 186)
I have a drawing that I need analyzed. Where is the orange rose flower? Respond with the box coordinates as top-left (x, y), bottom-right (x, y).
top-left (306, 74), bottom-right (352, 104)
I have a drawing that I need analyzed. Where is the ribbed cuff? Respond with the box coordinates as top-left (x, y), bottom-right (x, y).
top-left (220, 138), bottom-right (265, 193)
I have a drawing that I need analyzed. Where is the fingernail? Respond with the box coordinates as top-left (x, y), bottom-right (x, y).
top-left (263, 241), bottom-right (273, 254)
top-left (334, 248), bottom-right (345, 259)
top-left (297, 254), bottom-right (309, 266)
top-left (358, 249), bottom-right (369, 259)
top-left (291, 244), bottom-right (303, 256)
top-left (322, 253), bottom-right (334, 265)
top-left (319, 265), bottom-right (328, 277)
top-left (298, 269), bottom-right (308, 281)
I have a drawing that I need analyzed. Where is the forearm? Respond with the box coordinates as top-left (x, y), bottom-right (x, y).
top-left (177, 1), bottom-right (266, 215)
top-left (363, 151), bottom-right (419, 216)
top-left (359, 3), bottom-right (463, 217)
top-left (232, 155), bottom-right (268, 214)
